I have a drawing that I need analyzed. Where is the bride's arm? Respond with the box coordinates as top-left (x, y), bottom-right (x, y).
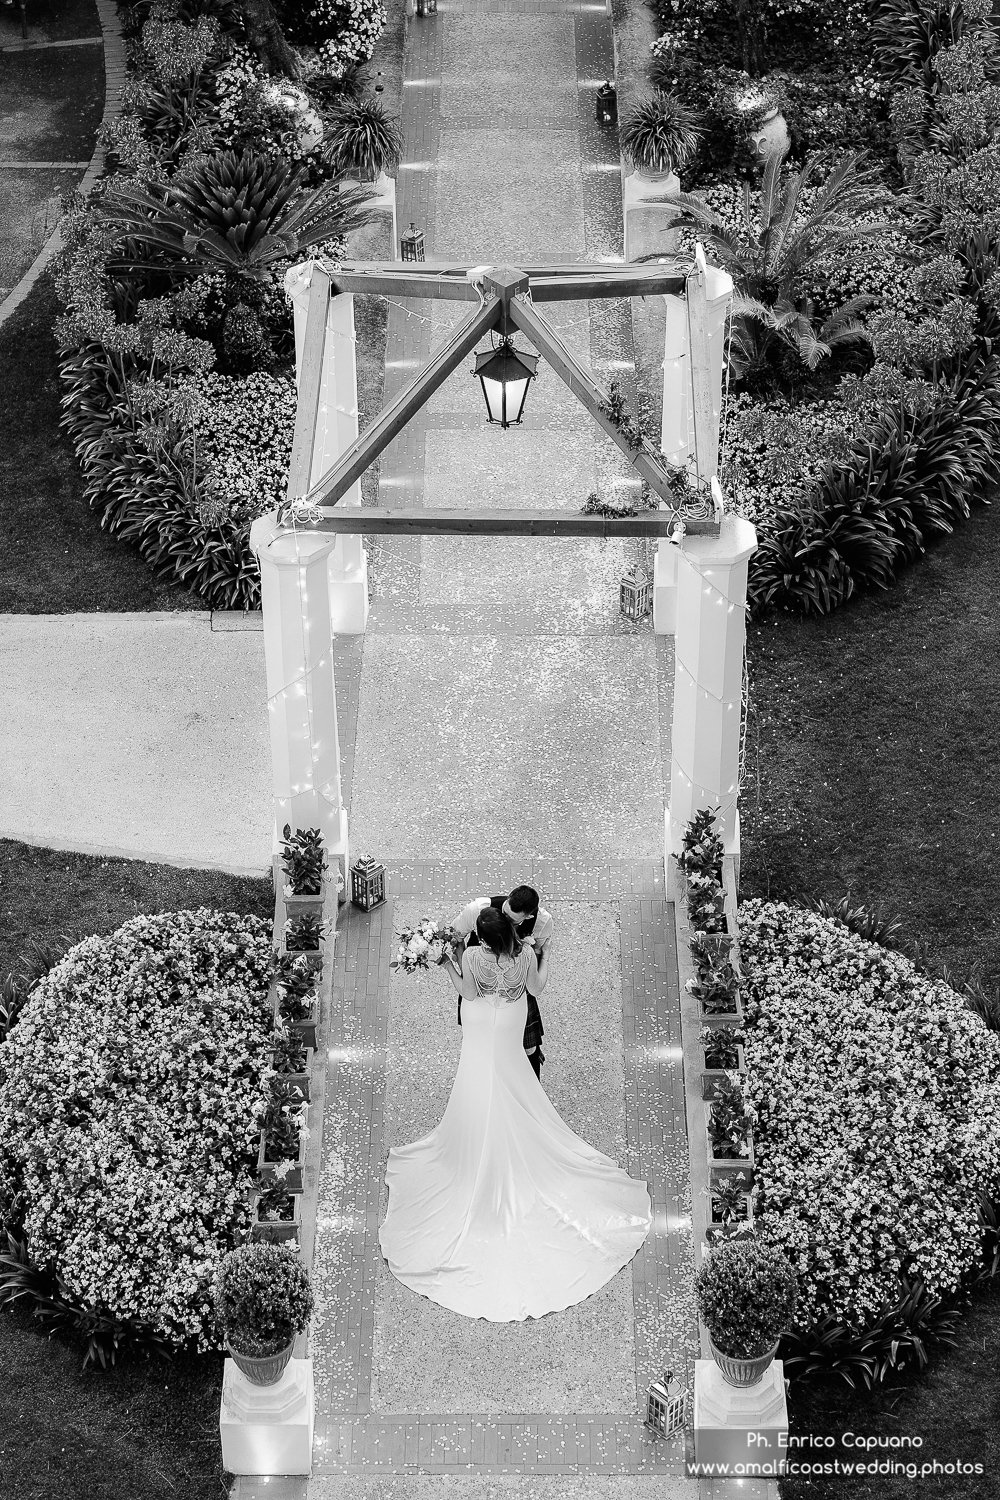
top-left (443, 948), bottom-right (479, 1000)
top-left (525, 946), bottom-right (545, 995)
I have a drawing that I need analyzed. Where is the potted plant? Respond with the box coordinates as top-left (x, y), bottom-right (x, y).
top-left (708, 1167), bottom-right (754, 1244)
top-left (258, 1082), bottom-right (309, 1193)
top-left (272, 1022), bottom-right (311, 1101)
top-left (687, 951), bottom-right (742, 1019)
top-left (695, 1238), bottom-right (798, 1386)
top-left (620, 92), bottom-right (703, 182)
top-left (251, 1183), bottom-right (302, 1245)
top-left (281, 913), bottom-right (327, 954)
top-left (275, 954), bottom-right (321, 1049)
top-left (329, 96), bottom-right (404, 183)
top-left (701, 1024), bottom-right (744, 1075)
top-left (280, 824), bottom-right (327, 905)
top-left (215, 1242), bottom-right (313, 1386)
top-left (707, 1072), bottom-right (754, 1166)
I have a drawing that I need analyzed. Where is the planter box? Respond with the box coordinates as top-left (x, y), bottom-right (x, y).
top-left (251, 1193), bottom-right (302, 1246)
top-left (284, 890), bottom-right (326, 914)
top-left (697, 994), bottom-right (743, 1022)
top-left (273, 1071), bottom-right (310, 1103)
top-left (708, 1135), bottom-right (755, 1171)
top-left (257, 1134), bottom-right (306, 1194)
top-left (285, 1007), bottom-right (318, 1050)
top-left (702, 1048), bottom-right (746, 1097)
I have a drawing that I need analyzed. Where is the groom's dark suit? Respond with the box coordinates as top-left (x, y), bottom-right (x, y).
top-left (458, 896), bottom-right (545, 1073)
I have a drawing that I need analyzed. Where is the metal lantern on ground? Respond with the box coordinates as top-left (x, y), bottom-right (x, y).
top-left (350, 856), bottom-right (386, 911)
top-left (473, 338), bottom-right (539, 429)
top-left (645, 1371), bottom-right (688, 1440)
top-left (596, 81), bottom-right (618, 126)
top-left (620, 564), bottom-right (652, 620)
top-left (401, 222), bottom-right (425, 261)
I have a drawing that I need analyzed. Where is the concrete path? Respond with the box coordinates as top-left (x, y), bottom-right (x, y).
top-left (294, 2), bottom-right (697, 1497)
top-left (0, 613), bottom-right (272, 874)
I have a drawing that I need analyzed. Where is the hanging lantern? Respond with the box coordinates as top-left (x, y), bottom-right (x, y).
top-left (620, 564), bottom-right (652, 621)
top-left (350, 856), bottom-right (386, 911)
top-left (645, 1371), bottom-right (688, 1440)
top-left (596, 81), bottom-right (618, 126)
top-left (472, 338), bottom-right (539, 429)
top-left (401, 221), bottom-right (425, 261)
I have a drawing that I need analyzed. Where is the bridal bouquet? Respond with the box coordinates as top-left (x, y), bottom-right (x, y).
top-left (391, 918), bottom-right (460, 973)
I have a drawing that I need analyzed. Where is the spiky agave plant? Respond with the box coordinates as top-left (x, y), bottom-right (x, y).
top-left (642, 151), bottom-right (896, 381)
top-left (99, 149), bottom-right (377, 286)
top-left (620, 92), bottom-right (704, 175)
top-left (328, 95), bottom-right (404, 182)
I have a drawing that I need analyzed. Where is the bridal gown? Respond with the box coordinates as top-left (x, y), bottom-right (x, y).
top-left (378, 947), bottom-right (652, 1321)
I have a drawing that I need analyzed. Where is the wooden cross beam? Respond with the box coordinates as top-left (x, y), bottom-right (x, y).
top-left (291, 506), bottom-right (708, 537)
top-left (291, 258), bottom-right (722, 533)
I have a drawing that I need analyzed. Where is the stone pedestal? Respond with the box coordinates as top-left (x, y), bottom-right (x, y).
top-left (623, 169), bottom-right (681, 264)
top-left (693, 1357), bottom-right (788, 1478)
top-left (667, 514), bottom-right (757, 856)
top-left (220, 1357), bottom-right (314, 1476)
top-left (653, 529), bottom-right (680, 635)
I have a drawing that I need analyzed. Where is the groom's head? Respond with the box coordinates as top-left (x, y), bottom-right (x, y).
top-left (504, 885), bottom-right (539, 926)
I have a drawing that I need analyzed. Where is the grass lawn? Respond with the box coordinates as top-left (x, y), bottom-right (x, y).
top-left (0, 276), bottom-right (203, 612)
top-left (741, 500), bottom-right (1000, 1496)
top-left (0, 840), bottom-right (273, 1499)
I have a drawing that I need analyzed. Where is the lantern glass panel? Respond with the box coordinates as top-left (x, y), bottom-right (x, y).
top-left (479, 372), bottom-right (506, 425)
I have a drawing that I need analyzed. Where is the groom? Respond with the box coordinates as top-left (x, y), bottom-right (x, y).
top-left (449, 885), bottom-right (554, 1079)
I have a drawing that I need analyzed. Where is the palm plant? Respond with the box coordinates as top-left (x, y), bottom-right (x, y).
top-left (645, 151), bottom-right (895, 385)
top-left (328, 96), bottom-right (404, 182)
top-left (620, 93), bottom-right (703, 176)
top-left (99, 149), bottom-right (376, 286)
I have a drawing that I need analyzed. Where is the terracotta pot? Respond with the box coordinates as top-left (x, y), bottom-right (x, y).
top-left (709, 1333), bottom-right (779, 1387)
top-left (227, 1338), bottom-right (294, 1386)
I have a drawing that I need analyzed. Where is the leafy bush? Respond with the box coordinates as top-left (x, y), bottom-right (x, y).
top-left (620, 93), bottom-right (703, 175)
top-left (0, 910), bottom-right (275, 1349)
top-left (280, 824), bottom-right (327, 896)
top-left (696, 1237), bottom-right (798, 1358)
top-left (780, 1275), bottom-right (961, 1389)
top-left (328, 94), bottom-right (404, 180)
top-left (58, 342), bottom-right (268, 609)
top-left (739, 899), bottom-right (1000, 1328)
top-left (748, 357), bottom-right (1000, 613)
top-left (215, 1243), bottom-right (313, 1357)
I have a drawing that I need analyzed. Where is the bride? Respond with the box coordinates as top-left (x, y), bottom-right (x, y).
top-left (378, 906), bottom-right (652, 1321)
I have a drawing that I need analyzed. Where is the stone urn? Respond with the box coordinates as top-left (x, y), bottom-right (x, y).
top-left (750, 107), bottom-right (789, 161)
top-left (228, 1339), bottom-right (295, 1387)
top-left (708, 1333), bottom-right (780, 1388)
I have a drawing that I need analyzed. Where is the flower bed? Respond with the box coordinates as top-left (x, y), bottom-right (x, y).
top-left (0, 909), bottom-right (275, 1349)
top-left (739, 899), bottom-right (1000, 1328)
top-left (636, 0), bottom-right (1000, 614)
top-left (50, 0), bottom-right (397, 607)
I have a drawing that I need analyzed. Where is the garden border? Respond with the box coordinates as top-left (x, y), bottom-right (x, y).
top-left (0, 0), bottom-right (124, 329)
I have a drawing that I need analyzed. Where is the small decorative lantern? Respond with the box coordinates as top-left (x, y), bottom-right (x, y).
top-left (350, 856), bottom-right (386, 911)
top-left (416, 0), bottom-right (426, 15)
top-left (401, 222), bottom-right (425, 261)
top-left (596, 81), bottom-right (618, 126)
top-left (645, 1371), bottom-right (688, 1440)
top-left (428, 0), bottom-right (438, 12)
top-left (620, 564), bottom-right (652, 621)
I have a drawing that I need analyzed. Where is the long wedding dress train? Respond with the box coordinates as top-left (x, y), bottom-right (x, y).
top-left (378, 991), bottom-right (652, 1321)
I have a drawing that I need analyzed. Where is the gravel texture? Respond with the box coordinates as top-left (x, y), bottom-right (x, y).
top-left (349, 634), bottom-right (663, 859)
top-left (308, 1476), bottom-right (699, 1498)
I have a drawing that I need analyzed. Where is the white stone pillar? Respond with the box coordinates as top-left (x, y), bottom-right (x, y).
top-left (251, 513), bottom-right (348, 869)
top-left (668, 514), bottom-right (757, 859)
top-left (693, 1358), bottom-right (788, 1478)
top-left (286, 262), bottom-right (369, 635)
top-left (220, 1357), bottom-right (314, 1475)
top-left (653, 254), bottom-right (733, 636)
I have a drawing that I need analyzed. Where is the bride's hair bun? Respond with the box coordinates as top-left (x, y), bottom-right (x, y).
top-left (476, 906), bottom-right (517, 958)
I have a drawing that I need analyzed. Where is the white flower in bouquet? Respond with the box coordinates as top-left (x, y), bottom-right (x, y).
top-left (391, 918), bottom-right (457, 974)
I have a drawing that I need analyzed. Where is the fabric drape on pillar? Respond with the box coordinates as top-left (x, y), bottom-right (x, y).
top-left (668, 514), bottom-right (757, 857)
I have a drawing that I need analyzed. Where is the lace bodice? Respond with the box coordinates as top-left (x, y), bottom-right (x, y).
top-left (469, 946), bottom-right (531, 1005)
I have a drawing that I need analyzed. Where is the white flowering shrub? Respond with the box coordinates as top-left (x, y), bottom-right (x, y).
top-left (0, 910), bottom-right (276, 1348)
top-left (178, 370), bottom-right (299, 526)
top-left (739, 900), bottom-right (1000, 1328)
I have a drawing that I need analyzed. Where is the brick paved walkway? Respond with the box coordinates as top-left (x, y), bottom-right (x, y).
top-left (295, 2), bottom-right (696, 1495)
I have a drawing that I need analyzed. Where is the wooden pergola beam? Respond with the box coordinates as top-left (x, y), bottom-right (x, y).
top-left (292, 506), bottom-right (710, 538)
top-left (508, 295), bottom-right (684, 508)
top-left (303, 294), bottom-right (501, 508)
top-left (324, 259), bottom-right (690, 303)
